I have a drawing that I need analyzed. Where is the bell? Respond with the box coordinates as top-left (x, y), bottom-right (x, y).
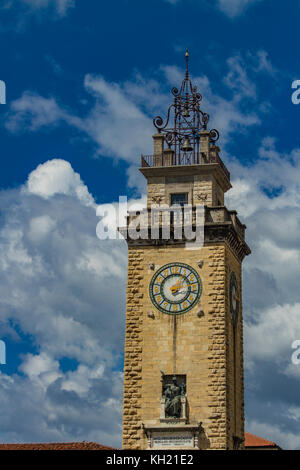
top-left (181, 137), bottom-right (193, 152)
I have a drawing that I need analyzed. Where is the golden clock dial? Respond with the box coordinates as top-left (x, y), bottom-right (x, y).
top-left (149, 262), bottom-right (202, 315)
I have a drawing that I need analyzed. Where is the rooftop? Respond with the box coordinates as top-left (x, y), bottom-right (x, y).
top-left (0, 433), bottom-right (281, 450)
top-left (0, 441), bottom-right (115, 451)
top-left (244, 432), bottom-right (281, 449)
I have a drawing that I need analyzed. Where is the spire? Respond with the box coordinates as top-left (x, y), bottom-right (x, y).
top-left (185, 48), bottom-right (189, 78)
top-left (152, 51), bottom-right (220, 164)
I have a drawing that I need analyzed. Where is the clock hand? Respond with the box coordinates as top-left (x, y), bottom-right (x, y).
top-left (170, 281), bottom-right (196, 294)
top-left (169, 278), bottom-right (183, 293)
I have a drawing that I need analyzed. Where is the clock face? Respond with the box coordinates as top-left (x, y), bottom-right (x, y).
top-left (149, 262), bottom-right (202, 315)
top-left (230, 272), bottom-right (239, 325)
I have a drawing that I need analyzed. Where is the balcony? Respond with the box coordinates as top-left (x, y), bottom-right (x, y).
top-left (125, 205), bottom-right (245, 240)
top-left (141, 151), bottom-right (230, 181)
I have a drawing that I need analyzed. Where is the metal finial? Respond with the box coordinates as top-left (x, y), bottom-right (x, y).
top-left (185, 49), bottom-right (189, 77)
top-left (152, 48), bottom-right (221, 164)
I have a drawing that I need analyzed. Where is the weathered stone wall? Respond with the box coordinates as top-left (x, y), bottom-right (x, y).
top-left (225, 246), bottom-right (244, 449)
top-left (205, 245), bottom-right (227, 450)
top-left (122, 242), bottom-right (244, 450)
top-left (122, 248), bottom-right (144, 449)
top-left (147, 177), bottom-right (165, 207)
top-left (147, 174), bottom-right (225, 208)
top-left (193, 175), bottom-right (214, 206)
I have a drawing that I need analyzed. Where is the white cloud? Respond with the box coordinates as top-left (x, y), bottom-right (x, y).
top-left (2, 55), bottom-right (298, 447)
top-left (224, 138), bottom-right (300, 381)
top-left (61, 363), bottom-right (105, 397)
top-left (20, 0), bottom-right (74, 17)
top-left (0, 0), bottom-right (74, 29)
top-left (19, 352), bottom-right (62, 389)
top-left (0, 367), bottom-right (123, 445)
top-left (0, 159), bottom-right (128, 445)
top-left (161, 60), bottom-right (264, 146)
top-left (28, 215), bottom-right (57, 243)
top-left (224, 55), bottom-right (257, 99)
top-left (246, 419), bottom-right (300, 450)
top-left (6, 53), bottom-right (271, 181)
top-left (6, 92), bottom-right (66, 133)
top-left (245, 303), bottom-right (300, 363)
top-left (217, 0), bottom-right (261, 18)
top-left (164, 0), bottom-right (262, 18)
top-left (5, 143), bottom-right (300, 447)
top-left (255, 50), bottom-right (277, 77)
top-left (81, 74), bottom-right (154, 162)
top-left (223, 136), bottom-right (300, 449)
top-left (25, 159), bottom-right (94, 207)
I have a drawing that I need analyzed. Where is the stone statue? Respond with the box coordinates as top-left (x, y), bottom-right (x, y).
top-left (163, 376), bottom-right (183, 418)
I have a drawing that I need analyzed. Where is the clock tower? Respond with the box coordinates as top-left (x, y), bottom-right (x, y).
top-left (120, 52), bottom-right (251, 450)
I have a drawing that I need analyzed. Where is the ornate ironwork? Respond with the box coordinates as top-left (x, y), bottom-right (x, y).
top-left (153, 50), bottom-right (219, 163)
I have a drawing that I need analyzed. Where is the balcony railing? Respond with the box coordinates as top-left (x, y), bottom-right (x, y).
top-left (125, 206), bottom-right (245, 240)
top-left (141, 151), bottom-right (230, 181)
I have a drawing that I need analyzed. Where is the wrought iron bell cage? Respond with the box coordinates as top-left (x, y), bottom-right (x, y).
top-left (152, 50), bottom-right (220, 166)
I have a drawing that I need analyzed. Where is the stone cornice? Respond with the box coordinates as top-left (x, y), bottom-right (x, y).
top-left (119, 222), bottom-right (251, 262)
top-left (139, 163), bottom-right (232, 193)
top-left (118, 204), bottom-right (250, 262)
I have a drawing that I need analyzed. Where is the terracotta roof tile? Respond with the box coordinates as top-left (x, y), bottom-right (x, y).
top-left (244, 432), bottom-right (280, 449)
top-left (0, 433), bottom-right (281, 450)
top-left (0, 442), bottom-right (116, 451)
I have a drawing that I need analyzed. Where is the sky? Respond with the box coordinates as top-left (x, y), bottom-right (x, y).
top-left (0, 0), bottom-right (300, 450)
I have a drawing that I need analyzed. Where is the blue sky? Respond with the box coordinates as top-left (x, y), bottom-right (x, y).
top-left (1, 0), bottom-right (300, 449)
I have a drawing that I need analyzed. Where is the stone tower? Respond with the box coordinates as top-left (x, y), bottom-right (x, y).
top-left (120, 52), bottom-right (251, 450)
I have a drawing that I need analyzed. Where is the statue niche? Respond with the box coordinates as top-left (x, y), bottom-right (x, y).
top-left (160, 373), bottom-right (187, 422)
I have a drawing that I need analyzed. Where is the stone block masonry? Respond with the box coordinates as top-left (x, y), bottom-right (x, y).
top-left (122, 242), bottom-right (244, 450)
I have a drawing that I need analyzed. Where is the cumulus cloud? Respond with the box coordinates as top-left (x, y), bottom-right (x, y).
top-left (25, 159), bottom-right (94, 207)
top-left (0, 159), bottom-right (130, 445)
top-left (227, 138), bottom-right (300, 325)
top-left (3, 144), bottom-right (300, 448)
top-left (246, 419), bottom-right (300, 450)
top-left (19, 352), bottom-right (61, 389)
top-left (3, 54), bottom-right (300, 448)
top-left (245, 303), bottom-right (300, 363)
top-left (222, 137), bottom-right (300, 449)
top-left (0, 367), bottom-right (123, 445)
top-left (28, 215), bottom-right (57, 243)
